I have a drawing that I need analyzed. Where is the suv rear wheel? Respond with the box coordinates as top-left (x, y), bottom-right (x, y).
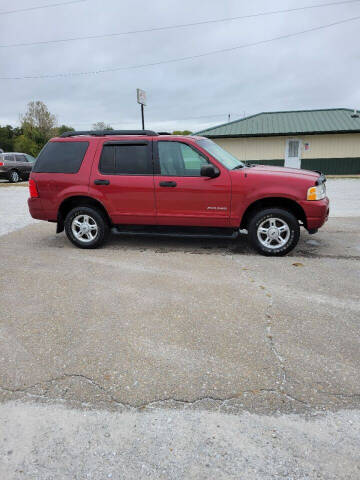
top-left (64, 206), bottom-right (109, 249)
top-left (9, 170), bottom-right (20, 183)
top-left (248, 208), bottom-right (300, 256)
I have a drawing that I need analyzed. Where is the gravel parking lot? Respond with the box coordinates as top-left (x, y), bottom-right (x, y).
top-left (0, 179), bottom-right (359, 479)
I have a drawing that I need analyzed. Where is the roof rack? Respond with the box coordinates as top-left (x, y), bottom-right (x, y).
top-left (60, 129), bottom-right (158, 138)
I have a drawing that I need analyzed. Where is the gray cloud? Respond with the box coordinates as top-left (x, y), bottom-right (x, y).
top-left (0, 0), bottom-right (359, 132)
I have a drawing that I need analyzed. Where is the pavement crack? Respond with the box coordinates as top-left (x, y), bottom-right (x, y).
top-left (320, 392), bottom-right (360, 399)
top-left (233, 264), bottom-right (290, 398)
top-left (1, 376), bottom-right (309, 410)
top-left (264, 297), bottom-right (287, 388)
top-left (0, 374), bottom-right (121, 404)
top-left (237, 269), bottom-right (312, 409)
top-left (136, 389), bottom-right (278, 410)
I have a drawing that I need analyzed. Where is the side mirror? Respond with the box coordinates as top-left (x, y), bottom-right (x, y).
top-left (200, 164), bottom-right (219, 178)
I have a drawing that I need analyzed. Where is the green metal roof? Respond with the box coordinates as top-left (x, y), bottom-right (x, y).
top-left (196, 108), bottom-right (360, 138)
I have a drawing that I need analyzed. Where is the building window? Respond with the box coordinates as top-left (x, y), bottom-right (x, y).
top-left (288, 140), bottom-right (300, 157)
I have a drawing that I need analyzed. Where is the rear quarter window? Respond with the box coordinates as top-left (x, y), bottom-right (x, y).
top-left (33, 141), bottom-right (89, 173)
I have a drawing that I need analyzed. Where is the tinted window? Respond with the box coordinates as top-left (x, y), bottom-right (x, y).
top-left (99, 144), bottom-right (151, 175)
top-left (4, 155), bottom-right (14, 162)
top-left (158, 141), bottom-right (208, 176)
top-left (33, 141), bottom-right (88, 173)
top-left (16, 155), bottom-right (27, 162)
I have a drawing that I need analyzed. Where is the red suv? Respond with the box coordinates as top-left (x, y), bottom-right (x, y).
top-left (28, 130), bottom-right (329, 256)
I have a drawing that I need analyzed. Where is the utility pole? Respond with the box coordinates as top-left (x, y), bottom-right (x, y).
top-left (228, 113), bottom-right (231, 122)
top-left (141, 104), bottom-right (145, 129)
top-left (137, 89), bottom-right (147, 129)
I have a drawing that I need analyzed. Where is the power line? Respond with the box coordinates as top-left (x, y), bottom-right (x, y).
top-left (66, 113), bottom-right (239, 125)
top-left (0, 0), bottom-right (87, 16)
top-left (0, 0), bottom-right (358, 47)
top-left (1, 15), bottom-right (359, 80)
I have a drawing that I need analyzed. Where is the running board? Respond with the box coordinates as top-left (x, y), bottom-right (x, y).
top-left (112, 226), bottom-right (239, 240)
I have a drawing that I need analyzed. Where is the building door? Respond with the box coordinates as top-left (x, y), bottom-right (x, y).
top-left (285, 139), bottom-right (301, 169)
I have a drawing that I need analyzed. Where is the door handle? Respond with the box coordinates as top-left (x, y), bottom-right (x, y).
top-left (94, 179), bottom-right (110, 185)
top-left (159, 181), bottom-right (177, 187)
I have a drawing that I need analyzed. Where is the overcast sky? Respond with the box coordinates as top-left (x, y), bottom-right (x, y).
top-left (0, 0), bottom-right (359, 132)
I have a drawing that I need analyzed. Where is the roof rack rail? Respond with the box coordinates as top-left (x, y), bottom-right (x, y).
top-left (60, 129), bottom-right (158, 138)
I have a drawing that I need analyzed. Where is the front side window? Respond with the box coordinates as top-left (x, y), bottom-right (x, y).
top-left (99, 143), bottom-right (152, 175)
top-left (25, 154), bottom-right (36, 163)
top-left (16, 155), bottom-right (27, 162)
top-left (158, 141), bottom-right (209, 176)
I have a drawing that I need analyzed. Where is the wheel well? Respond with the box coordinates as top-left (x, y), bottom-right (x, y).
top-left (57, 196), bottom-right (111, 233)
top-left (240, 197), bottom-right (307, 229)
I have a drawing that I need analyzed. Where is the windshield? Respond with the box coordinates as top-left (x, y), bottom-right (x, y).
top-left (196, 138), bottom-right (244, 170)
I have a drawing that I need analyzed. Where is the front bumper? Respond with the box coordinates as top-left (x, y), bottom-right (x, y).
top-left (300, 197), bottom-right (330, 231)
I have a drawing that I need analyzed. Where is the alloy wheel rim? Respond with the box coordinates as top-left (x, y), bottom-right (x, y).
top-left (71, 214), bottom-right (98, 242)
top-left (12, 172), bottom-right (19, 182)
top-left (257, 217), bottom-right (290, 249)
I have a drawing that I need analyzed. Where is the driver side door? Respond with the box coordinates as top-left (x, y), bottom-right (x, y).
top-left (153, 140), bottom-right (231, 227)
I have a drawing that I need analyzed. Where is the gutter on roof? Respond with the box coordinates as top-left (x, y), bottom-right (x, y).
top-left (203, 129), bottom-right (360, 138)
top-left (195, 108), bottom-right (357, 137)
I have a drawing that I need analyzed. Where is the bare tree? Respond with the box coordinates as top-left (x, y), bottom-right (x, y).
top-left (21, 101), bottom-right (57, 140)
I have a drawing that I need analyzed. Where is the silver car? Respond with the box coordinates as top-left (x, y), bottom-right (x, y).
top-left (0, 152), bottom-right (36, 183)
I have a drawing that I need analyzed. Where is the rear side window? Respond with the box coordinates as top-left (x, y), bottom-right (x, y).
top-left (33, 141), bottom-right (88, 173)
top-left (99, 143), bottom-right (152, 175)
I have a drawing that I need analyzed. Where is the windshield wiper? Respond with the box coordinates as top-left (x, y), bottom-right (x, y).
top-left (232, 164), bottom-right (244, 170)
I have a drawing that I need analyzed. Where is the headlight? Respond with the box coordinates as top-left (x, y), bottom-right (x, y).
top-left (307, 183), bottom-right (326, 201)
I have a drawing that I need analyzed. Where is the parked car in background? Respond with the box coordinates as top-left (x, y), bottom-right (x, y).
top-left (0, 152), bottom-right (36, 183)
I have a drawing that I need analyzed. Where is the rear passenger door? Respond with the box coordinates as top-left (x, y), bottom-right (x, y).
top-left (90, 140), bottom-right (156, 225)
top-left (4, 154), bottom-right (16, 168)
top-left (15, 154), bottom-right (32, 176)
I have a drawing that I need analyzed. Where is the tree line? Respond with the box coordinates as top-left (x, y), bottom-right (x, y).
top-left (0, 101), bottom-right (74, 157)
top-left (0, 101), bottom-right (193, 157)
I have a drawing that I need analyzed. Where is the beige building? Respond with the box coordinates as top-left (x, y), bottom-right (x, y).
top-left (197, 109), bottom-right (360, 174)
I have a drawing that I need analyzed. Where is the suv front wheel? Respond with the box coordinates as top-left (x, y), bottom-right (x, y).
top-left (64, 206), bottom-right (109, 249)
top-left (248, 208), bottom-right (300, 256)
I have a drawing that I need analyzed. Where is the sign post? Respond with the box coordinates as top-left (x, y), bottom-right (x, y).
top-left (136, 88), bottom-right (146, 129)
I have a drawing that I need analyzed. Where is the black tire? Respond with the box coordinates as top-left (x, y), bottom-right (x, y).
top-left (248, 208), bottom-right (300, 256)
top-left (64, 206), bottom-right (109, 249)
top-left (9, 170), bottom-right (20, 183)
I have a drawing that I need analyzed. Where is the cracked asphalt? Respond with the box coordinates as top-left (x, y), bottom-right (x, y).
top-left (0, 181), bottom-right (359, 479)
